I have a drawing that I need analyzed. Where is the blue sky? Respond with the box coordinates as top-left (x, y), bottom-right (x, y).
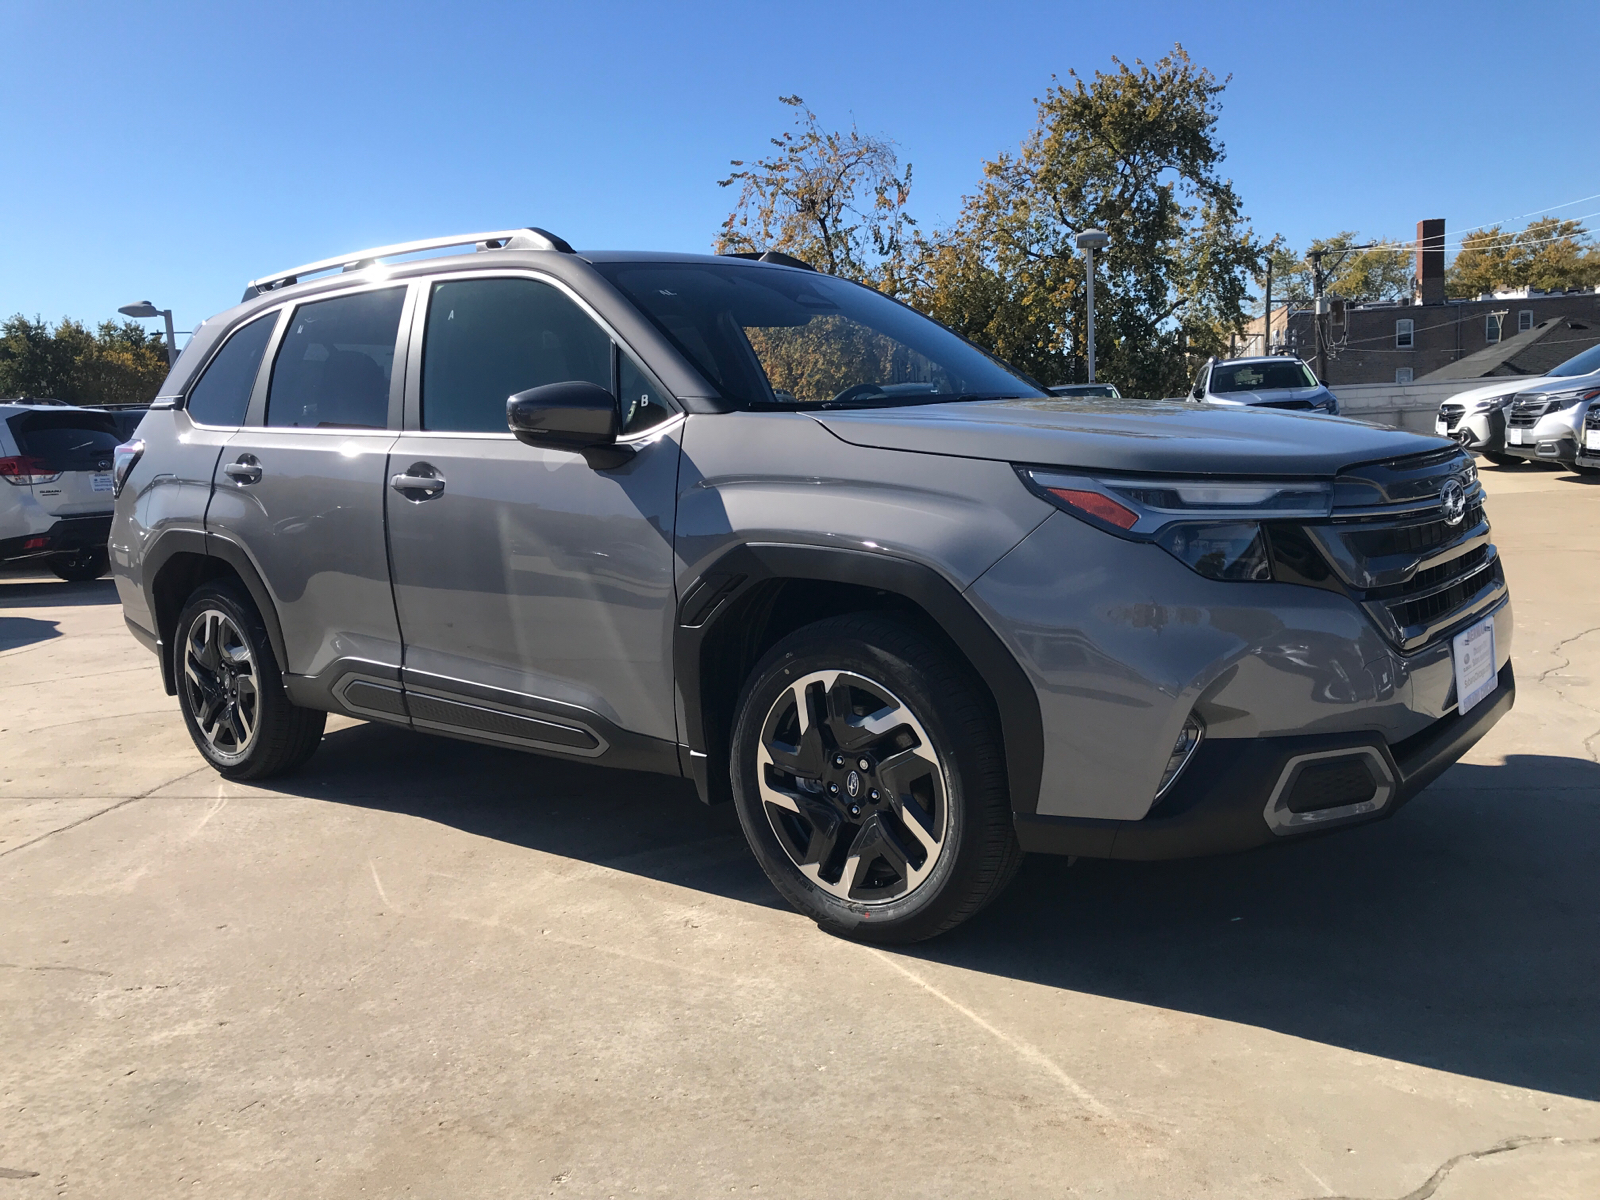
top-left (2, 0), bottom-right (1596, 345)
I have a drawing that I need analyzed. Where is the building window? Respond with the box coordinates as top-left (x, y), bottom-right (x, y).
top-left (1395, 368), bottom-right (1414, 385)
top-left (1486, 313), bottom-right (1503, 344)
top-left (1395, 318), bottom-right (1414, 349)
top-left (1519, 309), bottom-right (1534, 332)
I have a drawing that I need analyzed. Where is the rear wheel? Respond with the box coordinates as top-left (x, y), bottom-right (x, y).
top-left (729, 614), bottom-right (1022, 944)
top-left (174, 581), bottom-right (325, 779)
top-left (49, 547), bottom-right (109, 581)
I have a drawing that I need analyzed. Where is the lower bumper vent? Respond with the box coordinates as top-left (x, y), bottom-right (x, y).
top-left (1285, 756), bottom-right (1377, 813)
top-left (1264, 746), bottom-right (1396, 834)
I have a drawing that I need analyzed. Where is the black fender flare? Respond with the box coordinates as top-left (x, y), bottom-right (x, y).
top-left (674, 542), bottom-right (1044, 814)
top-left (143, 528), bottom-right (291, 692)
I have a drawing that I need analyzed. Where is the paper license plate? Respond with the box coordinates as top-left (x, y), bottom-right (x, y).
top-left (1434, 421), bottom-right (1447, 435)
top-left (1452, 616), bottom-right (1497, 717)
top-left (1587, 429), bottom-right (1600, 451)
top-left (92, 472), bottom-right (114, 492)
top-left (1506, 428), bottom-right (1524, 445)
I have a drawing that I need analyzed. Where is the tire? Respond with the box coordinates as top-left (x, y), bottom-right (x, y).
top-left (1480, 452), bottom-right (1521, 467)
top-left (729, 614), bottom-right (1023, 944)
top-left (49, 546), bottom-right (109, 581)
top-left (173, 581), bottom-right (325, 780)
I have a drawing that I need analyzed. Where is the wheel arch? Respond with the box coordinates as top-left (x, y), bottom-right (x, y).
top-left (145, 530), bottom-right (290, 695)
top-left (676, 544), bottom-right (1044, 814)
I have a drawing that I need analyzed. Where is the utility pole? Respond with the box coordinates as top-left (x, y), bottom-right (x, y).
top-left (1262, 257), bottom-right (1273, 355)
top-left (1309, 249), bottom-right (1329, 382)
top-left (1075, 229), bottom-right (1111, 383)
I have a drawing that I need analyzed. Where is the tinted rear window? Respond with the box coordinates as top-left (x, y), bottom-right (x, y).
top-left (267, 288), bottom-right (405, 428)
top-left (187, 312), bottom-right (277, 426)
top-left (7, 412), bottom-right (121, 471)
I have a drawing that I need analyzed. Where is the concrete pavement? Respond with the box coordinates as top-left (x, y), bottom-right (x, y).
top-left (1, 462), bottom-right (1597, 1198)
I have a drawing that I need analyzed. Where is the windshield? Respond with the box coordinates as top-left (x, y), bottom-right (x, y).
top-left (1210, 360), bottom-right (1319, 393)
top-left (1548, 342), bottom-right (1600, 378)
top-left (594, 261), bottom-right (1044, 409)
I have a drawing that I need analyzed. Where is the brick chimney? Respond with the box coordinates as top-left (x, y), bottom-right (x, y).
top-left (1416, 218), bottom-right (1445, 306)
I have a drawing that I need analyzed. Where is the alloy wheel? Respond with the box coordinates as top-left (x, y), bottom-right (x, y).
top-left (755, 670), bottom-right (948, 904)
top-left (182, 608), bottom-right (260, 758)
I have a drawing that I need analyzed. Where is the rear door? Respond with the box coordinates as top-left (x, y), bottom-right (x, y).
top-left (5, 408), bottom-right (121, 516)
top-left (206, 284), bottom-right (411, 685)
top-left (383, 272), bottom-right (682, 754)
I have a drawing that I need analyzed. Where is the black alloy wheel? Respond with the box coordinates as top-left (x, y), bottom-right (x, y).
top-left (49, 546), bottom-right (109, 582)
top-left (730, 614), bottom-right (1022, 943)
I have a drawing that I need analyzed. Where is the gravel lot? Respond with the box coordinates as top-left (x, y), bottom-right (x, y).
top-left (2, 463), bottom-right (1598, 1199)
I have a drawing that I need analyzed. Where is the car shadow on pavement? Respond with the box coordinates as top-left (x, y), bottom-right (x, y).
top-left (289, 725), bottom-right (1600, 1101)
top-left (0, 575), bottom-right (120, 608)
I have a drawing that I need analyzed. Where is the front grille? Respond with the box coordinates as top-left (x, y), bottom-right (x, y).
top-left (1585, 406), bottom-right (1600, 432)
top-left (1299, 449), bottom-right (1505, 651)
top-left (1255, 399), bottom-right (1315, 411)
top-left (1439, 403), bottom-right (1465, 430)
top-left (1508, 394), bottom-right (1556, 427)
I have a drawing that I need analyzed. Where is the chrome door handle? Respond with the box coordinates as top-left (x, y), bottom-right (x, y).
top-left (224, 458), bottom-right (262, 484)
top-left (390, 470), bottom-right (445, 498)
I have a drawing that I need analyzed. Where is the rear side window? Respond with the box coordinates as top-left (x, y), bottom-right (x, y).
top-left (186, 312), bottom-right (277, 427)
top-left (421, 278), bottom-right (612, 433)
top-left (6, 411), bottom-right (121, 471)
top-left (267, 288), bottom-right (405, 428)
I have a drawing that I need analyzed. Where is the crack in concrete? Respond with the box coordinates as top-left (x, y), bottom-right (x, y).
top-left (0, 765), bottom-right (211, 860)
top-left (1536, 625), bottom-right (1600, 684)
top-left (1288, 1134), bottom-right (1600, 1200)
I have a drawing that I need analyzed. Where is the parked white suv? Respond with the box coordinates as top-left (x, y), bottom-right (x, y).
top-left (0, 401), bottom-right (120, 579)
top-left (1188, 356), bottom-right (1339, 414)
top-left (1437, 343), bottom-right (1600, 472)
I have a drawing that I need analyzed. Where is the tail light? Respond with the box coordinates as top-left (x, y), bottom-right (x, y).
top-left (112, 439), bottom-right (145, 498)
top-left (0, 455), bottom-right (63, 486)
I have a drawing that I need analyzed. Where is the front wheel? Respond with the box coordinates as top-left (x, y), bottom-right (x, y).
top-left (729, 614), bottom-right (1022, 943)
top-left (174, 581), bottom-right (325, 779)
top-left (49, 547), bottom-right (109, 581)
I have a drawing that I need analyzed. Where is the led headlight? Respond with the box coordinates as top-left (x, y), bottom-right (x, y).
top-left (1019, 468), bottom-right (1335, 582)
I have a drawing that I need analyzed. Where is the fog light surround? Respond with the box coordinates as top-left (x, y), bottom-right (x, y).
top-left (1154, 714), bottom-right (1204, 800)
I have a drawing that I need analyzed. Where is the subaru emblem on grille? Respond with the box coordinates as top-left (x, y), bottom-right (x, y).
top-left (1439, 477), bottom-right (1468, 526)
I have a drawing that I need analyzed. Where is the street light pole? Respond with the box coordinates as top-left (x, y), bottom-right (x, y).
top-left (1074, 230), bottom-right (1110, 383)
top-left (118, 301), bottom-right (178, 366)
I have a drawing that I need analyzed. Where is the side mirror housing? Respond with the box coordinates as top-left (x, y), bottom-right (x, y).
top-left (507, 381), bottom-right (636, 468)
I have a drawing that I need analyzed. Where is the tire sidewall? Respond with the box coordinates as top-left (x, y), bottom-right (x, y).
top-left (730, 619), bottom-right (1000, 942)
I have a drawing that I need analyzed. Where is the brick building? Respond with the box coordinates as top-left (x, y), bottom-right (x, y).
top-left (1239, 219), bottom-right (1600, 385)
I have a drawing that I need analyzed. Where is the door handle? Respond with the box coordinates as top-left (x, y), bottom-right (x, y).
top-left (224, 457), bottom-right (262, 484)
top-left (390, 464), bottom-right (445, 499)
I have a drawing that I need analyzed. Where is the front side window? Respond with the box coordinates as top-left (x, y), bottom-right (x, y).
top-left (187, 312), bottom-right (277, 427)
top-left (1209, 360), bottom-right (1319, 393)
top-left (1485, 314), bottom-right (1502, 345)
top-left (594, 262), bottom-right (1043, 410)
top-left (421, 278), bottom-right (613, 433)
top-left (267, 288), bottom-right (405, 429)
top-left (1395, 319), bottom-right (1414, 349)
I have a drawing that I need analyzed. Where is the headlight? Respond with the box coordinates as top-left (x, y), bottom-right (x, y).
top-left (1471, 394), bottom-right (1514, 411)
top-left (1544, 386), bottom-right (1600, 408)
top-left (1019, 468), bottom-right (1334, 582)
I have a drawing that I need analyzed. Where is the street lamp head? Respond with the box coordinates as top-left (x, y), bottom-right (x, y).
top-left (118, 301), bottom-right (162, 319)
top-left (1075, 230), bottom-right (1110, 251)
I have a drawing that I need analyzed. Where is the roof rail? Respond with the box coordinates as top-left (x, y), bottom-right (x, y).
top-left (720, 249), bottom-right (818, 272)
top-left (243, 226), bottom-right (575, 300)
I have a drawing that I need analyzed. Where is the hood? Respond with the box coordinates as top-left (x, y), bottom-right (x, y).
top-left (812, 397), bottom-right (1447, 477)
top-left (1211, 384), bottom-right (1333, 406)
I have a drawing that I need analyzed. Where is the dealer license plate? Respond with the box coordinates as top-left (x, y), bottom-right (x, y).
top-left (92, 473), bottom-right (114, 492)
top-left (1587, 430), bottom-right (1600, 451)
top-left (1453, 616), bottom-right (1497, 717)
top-left (1506, 428), bottom-right (1524, 445)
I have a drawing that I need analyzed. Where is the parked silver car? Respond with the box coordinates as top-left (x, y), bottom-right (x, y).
top-left (1188, 355), bottom-right (1340, 414)
top-left (110, 228), bottom-right (1511, 942)
top-left (0, 400), bottom-right (121, 579)
top-left (1437, 343), bottom-right (1600, 473)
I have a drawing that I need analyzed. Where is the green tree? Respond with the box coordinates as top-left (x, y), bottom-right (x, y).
top-left (909, 46), bottom-right (1264, 397)
top-left (1447, 218), bottom-right (1600, 297)
top-left (1258, 233), bottom-right (1411, 309)
top-left (0, 314), bottom-right (170, 405)
top-left (717, 95), bottom-right (917, 294)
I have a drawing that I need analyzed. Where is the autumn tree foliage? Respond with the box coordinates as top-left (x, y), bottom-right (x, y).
top-left (1447, 219), bottom-right (1600, 298)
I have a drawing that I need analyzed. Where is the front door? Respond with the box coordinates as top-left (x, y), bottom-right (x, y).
top-left (207, 285), bottom-right (408, 684)
top-left (384, 273), bottom-right (681, 756)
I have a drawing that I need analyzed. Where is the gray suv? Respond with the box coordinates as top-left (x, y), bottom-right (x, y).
top-left (110, 227), bottom-right (1513, 942)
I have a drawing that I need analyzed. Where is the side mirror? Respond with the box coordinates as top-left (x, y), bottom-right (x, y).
top-left (506, 381), bottom-right (634, 468)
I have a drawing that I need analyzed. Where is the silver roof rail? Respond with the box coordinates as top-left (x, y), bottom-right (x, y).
top-left (244, 226), bottom-right (574, 298)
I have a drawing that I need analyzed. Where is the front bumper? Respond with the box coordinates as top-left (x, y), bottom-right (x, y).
top-left (1016, 661), bottom-right (1515, 859)
top-left (1437, 410), bottom-right (1504, 453)
top-left (0, 513), bottom-right (113, 565)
